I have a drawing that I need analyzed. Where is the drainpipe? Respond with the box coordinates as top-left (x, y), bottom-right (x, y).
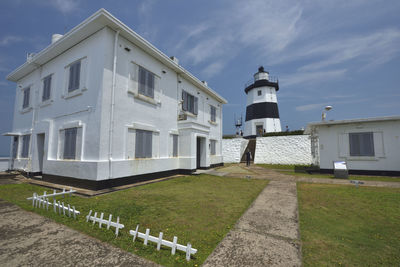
top-left (108, 29), bottom-right (120, 179)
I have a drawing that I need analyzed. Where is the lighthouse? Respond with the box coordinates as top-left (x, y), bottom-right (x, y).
top-left (244, 66), bottom-right (281, 137)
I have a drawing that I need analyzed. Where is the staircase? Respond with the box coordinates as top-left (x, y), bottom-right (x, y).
top-left (241, 138), bottom-right (256, 163)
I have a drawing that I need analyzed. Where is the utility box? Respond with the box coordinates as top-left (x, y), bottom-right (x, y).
top-left (333, 161), bottom-right (348, 179)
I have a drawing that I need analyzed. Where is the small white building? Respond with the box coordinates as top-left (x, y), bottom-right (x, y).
top-left (305, 116), bottom-right (400, 176)
top-left (4, 9), bottom-right (227, 189)
top-left (244, 66), bottom-right (281, 137)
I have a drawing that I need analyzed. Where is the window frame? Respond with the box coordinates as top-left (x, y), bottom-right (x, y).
top-left (20, 134), bottom-right (30, 158)
top-left (68, 60), bottom-right (81, 93)
top-left (138, 65), bottom-right (155, 99)
top-left (257, 90), bottom-right (262, 96)
top-left (63, 127), bottom-right (78, 160)
top-left (210, 105), bottom-right (217, 122)
top-left (349, 132), bottom-right (375, 157)
top-left (182, 90), bottom-right (198, 115)
top-left (22, 87), bottom-right (31, 110)
top-left (42, 74), bottom-right (52, 102)
top-left (135, 129), bottom-right (153, 159)
top-left (210, 139), bottom-right (216, 155)
top-left (172, 134), bottom-right (178, 157)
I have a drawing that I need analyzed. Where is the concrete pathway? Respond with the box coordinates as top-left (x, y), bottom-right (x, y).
top-left (0, 199), bottom-right (158, 267)
top-left (203, 180), bottom-right (302, 266)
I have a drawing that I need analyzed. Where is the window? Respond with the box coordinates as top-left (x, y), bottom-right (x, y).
top-left (68, 61), bottom-right (81, 92)
top-left (258, 90), bottom-right (262, 96)
top-left (172, 134), bottom-right (178, 157)
top-left (210, 105), bottom-right (216, 122)
top-left (138, 66), bottom-right (155, 98)
top-left (42, 75), bottom-right (52, 101)
top-left (21, 135), bottom-right (30, 158)
top-left (349, 132), bottom-right (374, 156)
top-left (210, 140), bottom-right (216, 155)
top-left (182, 90), bottom-right (198, 115)
top-left (135, 130), bottom-right (152, 158)
top-left (63, 128), bottom-right (77, 159)
top-left (22, 87), bottom-right (30, 109)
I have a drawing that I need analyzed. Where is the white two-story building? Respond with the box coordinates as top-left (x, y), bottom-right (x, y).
top-left (5, 9), bottom-right (227, 189)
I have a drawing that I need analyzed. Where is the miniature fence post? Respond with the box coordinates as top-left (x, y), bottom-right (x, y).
top-left (132, 225), bottom-right (139, 242)
top-left (186, 243), bottom-right (192, 261)
top-left (53, 199), bottom-right (56, 213)
top-left (62, 188), bottom-right (66, 198)
top-left (46, 198), bottom-right (50, 210)
top-left (171, 236), bottom-right (177, 255)
top-left (72, 206), bottom-right (76, 219)
top-left (144, 228), bottom-right (150, 245)
top-left (86, 210), bottom-right (93, 222)
top-left (53, 189), bottom-right (56, 202)
top-left (58, 201), bottom-right (61, 215)
top-left (115, 216), bottom-right (120, 236)
top-left (107, 214), bottom-right (112, 230)
top-left (93, 212), bottom-right (97, 225)
top-left (157, 232), bottom-right (163, 251)
top-left (32, 193), bottom-right (35, 207)
top-left (68, 204), bottom-right (71, 217)
top-left (62, 202), bottom-right (66, 216)
top-left (99, 213), bottom-right (104, 228)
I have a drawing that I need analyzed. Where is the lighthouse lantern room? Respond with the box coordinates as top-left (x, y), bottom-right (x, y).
top-left (244, 66), bottom-right (281, 137)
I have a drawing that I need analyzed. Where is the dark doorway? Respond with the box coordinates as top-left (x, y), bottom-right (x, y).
top-left (196, 137), bottom-right (201, 169)
top-left (11, 136), bottom-right (18, 170)
top-left (37, 134), bottom-right (45, 173)
top-left (256, 125), bottom-right (264, 137)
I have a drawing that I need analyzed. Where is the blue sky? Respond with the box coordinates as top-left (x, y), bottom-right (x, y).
top-left (1, 0), bottom-right (399, 156)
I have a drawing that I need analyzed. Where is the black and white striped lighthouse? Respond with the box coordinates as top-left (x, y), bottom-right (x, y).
top-left (244, 66), bottom-right (281, 137)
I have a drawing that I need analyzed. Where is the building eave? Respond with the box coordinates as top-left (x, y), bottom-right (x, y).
top-left (6, 8), bottom-right (227, 105)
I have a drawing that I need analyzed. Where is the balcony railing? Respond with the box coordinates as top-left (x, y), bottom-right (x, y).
top-left (244, 76), bottom-right (279, 88)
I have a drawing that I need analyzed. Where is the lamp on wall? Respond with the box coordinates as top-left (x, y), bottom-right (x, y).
top-left (322, 105), bottom-right (332, 121)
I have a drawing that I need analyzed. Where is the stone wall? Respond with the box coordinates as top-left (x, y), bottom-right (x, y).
top-left (222, 138), bottom-right (249, 163)
top-left (254, 135), bottom-right (311, 165)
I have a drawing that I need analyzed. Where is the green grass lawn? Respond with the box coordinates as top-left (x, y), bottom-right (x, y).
top-left (297, 183), bottom-right (400, 266)
top-left (257, 164), bottom-right (400, 182)
top-left (0, 175), bottom-right (268, 266)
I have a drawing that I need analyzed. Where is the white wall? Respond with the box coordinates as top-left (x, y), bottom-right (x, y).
top-left (222, 138), bottom-right (249, 163)
top-left (254, 135), bottom-right (312, 165)
top-left (315, 120), bottom-right (400, 171)
top-left (0, 158), bottom-right (9, 171)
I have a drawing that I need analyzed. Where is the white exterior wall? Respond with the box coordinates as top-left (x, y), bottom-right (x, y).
top-left (254, 135), bottom-right (312, 165)
top-left (222, 138), bottom-right (249, 163)
top-left (8, 26), bottom-right (224, 181)
top-left (11, 28), bottom-right (109, 179)
top-left (244, 85), bottom-right (281, 136)
top-left (315, 120), bottom-right (400, 171)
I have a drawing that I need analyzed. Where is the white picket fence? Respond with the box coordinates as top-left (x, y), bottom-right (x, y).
top-left (31, 193), bottom-right (80, 218)
top-left (86, 210), bottom-right (124, 236)
top-left (27, 188), bottom-right (76, 201)
top-left (129, 225), bottom-right (197, 261)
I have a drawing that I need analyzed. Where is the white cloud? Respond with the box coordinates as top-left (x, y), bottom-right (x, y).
top-left (49, 0), bottom-right (79, 14)
top-left (280, 69), bottom-right (347, 87)
top-left (296, 103), bottom-right (327, 112)
top-left (202, 61), bottom-right (225, 78)
top-left (0, 36), bottom-right (23, 46)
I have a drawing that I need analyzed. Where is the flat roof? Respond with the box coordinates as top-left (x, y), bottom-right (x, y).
top-left (304, 115), bottom-right (400, 134)
top-left (6, 9), bottom-right (227, 104)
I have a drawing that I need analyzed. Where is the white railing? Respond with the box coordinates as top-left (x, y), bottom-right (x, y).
top-left (129, 225), bottom-right (197, 261)
top-left (27, 188), bottom-right (76, 201)
top-left (31, 193), bottom-right (80, 218)
top-left (86, 210), bottom-right (124, 236)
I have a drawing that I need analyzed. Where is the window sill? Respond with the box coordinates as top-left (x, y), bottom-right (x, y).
top-left (131, 92), bottom-right (160, 106)
top-left (20, 107), bottom-right (32, 114)
top-left (183, 111), bottom-right (197, 118)
top-left (62, 87), bottom-right (87, 99)
top-left (40, 99), bottom-right (53, 108)
top-left (208, 120), bottom-right (218, 126)
top-left (346, 156), bottom-right (380, 161)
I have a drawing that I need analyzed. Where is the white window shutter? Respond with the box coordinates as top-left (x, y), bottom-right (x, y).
top-left (338, 133), bottom-right (348, 157)
top-left (129, 63), bottom-right (139, 94)
top-left (373, 132), bottom-right (385, 157)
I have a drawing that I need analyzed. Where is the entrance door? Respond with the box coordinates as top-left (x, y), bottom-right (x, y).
top-left (37, 134), bottom-right (45, 173)
top-left (196, 137), bottom-right (201, 169)
top-left (256, 125), bottom-right (264, 137)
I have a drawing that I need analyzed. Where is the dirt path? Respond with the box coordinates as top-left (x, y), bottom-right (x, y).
top-left (0, 199), bottom-right (158, 267)
top-left (203, 179), bottom-right (302, 266)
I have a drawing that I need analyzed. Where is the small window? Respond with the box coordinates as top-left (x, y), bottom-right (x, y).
top-left (135, 130), bottom-right (152, 158)
top-left (63, 128), bottom-right (77, 159)
top-left (182, 90), bottom-right (198, 115)
top-left (42, 75), bottom-right (52, 101)
top-left (210, 140), bottom-right (216, 155)
top-left (68, 61), bottom-right (81, 92)
top-left (21, 135), bottom-right (30, 158)
top-left (138, 66), bottom-right (155, 98)
top-left (210, 105), bottom-right (216, 122)
top-left (172, 134), bottom-right (178, 157)
top-left (349, 132), bottom-right (374, 156)
top-left (22, 87), bottom-right (30, 109)
top-left (257, 90), bottom-right (262, 96)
